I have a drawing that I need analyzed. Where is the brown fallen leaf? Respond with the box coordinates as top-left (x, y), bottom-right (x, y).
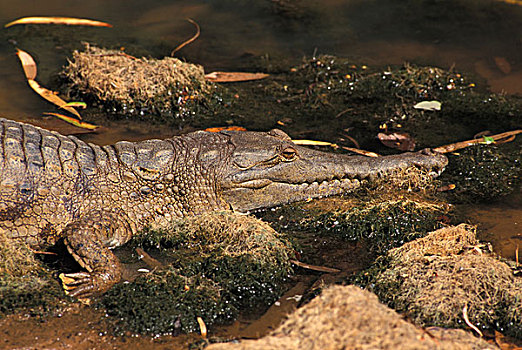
top-left (204, 126), bottom-right (247, 132)
top-left (205, 71), bottom-right (269, 83)
top-left (494, 330), bottom-right (522, 350)
top-left (16, 49), bottom-right (37, 79)
top-left (43, 113), bottom-right (97, 130)
top-left (5, 16), bottom-right (112, 28)
top-left (28, 80), bottom-right (81, 119)
top-left (494, 56), bottom-right (512, 74)
top-left (378, 132), bottom-right (416, 151)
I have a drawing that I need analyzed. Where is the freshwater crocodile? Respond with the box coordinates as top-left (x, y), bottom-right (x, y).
top-left (0, 118), bottom-right (447, 297)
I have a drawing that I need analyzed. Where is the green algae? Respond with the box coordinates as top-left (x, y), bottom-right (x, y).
top-left (101, 212), bottom-right (294, 335)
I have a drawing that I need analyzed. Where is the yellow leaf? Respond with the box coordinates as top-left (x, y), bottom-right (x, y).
top-left (5, 16), bottom-right (112, 28)
top-left (16, 49), bottom-right (37, 80)
top-left (63, 101), bottom-right (87, 109)
top-left (205, 72), bottom-right (269, 83)
top-left (27, 79), bottom-right (81, 119)
top-left (292, 139), bottom-right (338, 148)
top-left (44, 113), bottom-right (98, 130)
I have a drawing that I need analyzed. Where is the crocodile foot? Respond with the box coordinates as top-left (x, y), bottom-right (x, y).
top-left (59, 271), bottom-right (116, 299)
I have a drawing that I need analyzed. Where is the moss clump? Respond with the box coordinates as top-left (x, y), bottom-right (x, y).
top-left (309, 199), bottom-right (449, 255)
top-left (356, 224), bottom-right (522, 339)
top-left (441, 144), bottom-right (521, 202)
top-left (0, 273), bottom-right (64, 316)
top-left (101, 269), bottom-right (235, 335)
top-left (207, 285), bottom-right (497, 350)
top-left (61, 43), bottom-right (227, 120)
top-left (101, 212), bottom-right (294, 335)
top-left (0, 230), bottom-right (65, 316)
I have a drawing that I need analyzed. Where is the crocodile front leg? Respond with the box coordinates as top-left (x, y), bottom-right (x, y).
top-left (60, 211), bottom-right (132, 298)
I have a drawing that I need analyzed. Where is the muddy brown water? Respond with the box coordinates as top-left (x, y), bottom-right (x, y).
top-left (0, 0), bottom-right (521, 349)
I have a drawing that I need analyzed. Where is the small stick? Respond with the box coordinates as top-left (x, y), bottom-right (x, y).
top-left (339, 132), bottom-right (360, 149)
top-left (462, 305), bottom-right (483, 337)
top-left (171, 18), bottom-right (200, 56)
top-left (433, 130), bottom-right (522, 154)
top-left (290, 259), bottom-right (341, 273)
top-left (31, 249), bottom-right (58, 255)
top-left (516, 244), bottom-right (519, 267)
top-left (341, 146), bottom-right (380, 158)
top-left (135, 247), bottom-right (163, 269)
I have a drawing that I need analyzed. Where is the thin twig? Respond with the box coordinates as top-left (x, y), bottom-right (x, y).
top-left (290, 259), bottom-right (341, 273)
top-left (171, 18), bottom-right (200, 56)
top-left (462, 305), bottom-right (483, 337)
top-left (433, 129), bottom-right (522, 154)
top-left (31, 249), bottom-right (58, 255)
top-left (341, 146), bottom-right (380, 158)
top-left (339, 132), bottom-right (360, 149)
top-left (135, 247), bottom-right (163, 269)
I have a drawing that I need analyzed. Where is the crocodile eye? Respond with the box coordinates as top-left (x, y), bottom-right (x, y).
top-left (281, 147), bottom-right (297, 161)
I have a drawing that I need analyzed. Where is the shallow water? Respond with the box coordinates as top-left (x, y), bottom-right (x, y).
top-left (0, 0), bottom-right (521, 348)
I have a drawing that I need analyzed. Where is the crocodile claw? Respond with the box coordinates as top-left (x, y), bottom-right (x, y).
top-left (59, 271), bottom-right (113, 300)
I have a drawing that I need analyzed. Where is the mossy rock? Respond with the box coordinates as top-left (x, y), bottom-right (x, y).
top-left (101, 269), bottom-right (236, 335)
top-left (308, 199), bottom-right (449, 255)
top-left (355, 224), bottom-right (522, 339)
top-left (0, 273), bottom-right (64, 317)
top-left (101, 212), bottom-right (294, 335)
top-left (207, 285), bottom-right (497, 350)
top-left (0, 229), bottom-right (65, 316)
top-left (61, 44), bottom-right (229, 121)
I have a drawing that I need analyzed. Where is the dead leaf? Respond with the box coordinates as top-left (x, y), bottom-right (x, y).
top-left (378, 132), bottom-right (416, 151)
top-left (197, 317), bottom-right (207, 338)
top-left (28, 80), bottom-right (81, 119)
top-left (43, 113), bottom-right (98, 130)
top-left (494, 57), bottom-right (512, 74)
top-left (413, 100), bottom-right (441, 111)
top-left (292, 139), bottom-right (338, 148)
top-left (5, 16), bottom-right (112, 28)
top-left (494, 330), bottom-right (522, 350)
top-left (204, 126), bottom-right (247, 132)
top-left (62, 101), bottom-right (87, 109)
top-left (205, 72), bottom-right (269, 83)
top-left (16, 49), bottom-right (37, 79)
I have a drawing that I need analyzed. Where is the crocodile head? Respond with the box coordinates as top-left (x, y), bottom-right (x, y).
top-left (217, 129), bottom-right (448, 212)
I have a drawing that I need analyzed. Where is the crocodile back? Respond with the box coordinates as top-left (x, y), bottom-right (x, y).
top-left (0, 118), bottom-right (103, 245)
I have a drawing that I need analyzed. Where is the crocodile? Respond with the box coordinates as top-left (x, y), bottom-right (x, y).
top-left (0, 118), bottom-right (447, 298)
